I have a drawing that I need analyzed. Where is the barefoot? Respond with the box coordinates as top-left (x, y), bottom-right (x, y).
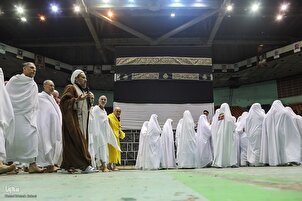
top-left (102, 167), bottom-right (110, 172)
top-left (28, 163), bottom-right (45, 174)
top-left (0, 163), bottom-right (16, 174)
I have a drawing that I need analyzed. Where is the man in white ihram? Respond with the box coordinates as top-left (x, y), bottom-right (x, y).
top-left (88, 95), bottom-right (120, 172)
top-left (36, 80), bottom-right (62, 172)
top-left (0, 68), bottom-right (16, 174)
top-left (6, 62), bottom-right (44, 173)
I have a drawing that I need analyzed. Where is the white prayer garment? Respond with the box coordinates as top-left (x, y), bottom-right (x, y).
top-left (245, 103), bottom-right (265, 166)
top-left (196, 114), bottom-right (213, 168)
top-left (142, 114), bottom-right (162, 170)
top-left (235, 112), bottom-right (248, 166)
top-left (175, 118), bottom-right (183, 164)
top-left (177, 110), bottom-right (197, 168)
top-left (6, 74), bottom-right (39, 163)
top-left (160, 119), bottom-right (176, 168)
top-left (211, 103), bottom-right (237, 168)
top-left (88, 106), bottom-right (120, 168)
top-left (36, 91), bottom-right (62, 167)
top-left (260, 100), bottom-right (301, 166)
top-left (0, 68), bottom-right (15, 162)
top-left (135, 121), bottom-right (148, 169)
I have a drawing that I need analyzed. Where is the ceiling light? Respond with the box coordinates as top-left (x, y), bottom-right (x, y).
top-left (74, 5), bottom-right (81, 13)
top-left (280, 3), bottom-right (289, 12)
top-left (170, 12), bottom-right (175, 17)
top-left (20, 17), bottom-right (27, 22)
top-left (226, 4), bottom-right (233, 12)
top-left (15, 5), bottom-right (25, 14)
top-left (107, 10), bottom-right (113, 17)
top-left (251, 2), bottom-right (260, 12)
top-left (103, 0), bottom-right (110, 3)
top-left (276, 14), bottom-right (283, 21)
top-left (50, 4), bottom-right (59, 13)
top-left (39, 15), bottom-right (46, 21)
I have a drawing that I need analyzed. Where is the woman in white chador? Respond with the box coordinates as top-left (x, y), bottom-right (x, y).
top-left (135, 121), bottom-right (148, 169)
top-left (160, 119), bottom-right (176, 169)
top-left (141, 114), bottom-right (162, 170)
top-left (235, 112), bottom-right (248, 166)
top-left (177, 110), bottom-right (196, 168)
top-left (196, 114), bottom-right (213, 168)
top-left (175, 118), bottom-right (183, 164)
top-left (245, 103), bottom-right (265, 166)
top-left (260, 100), bottom-right (301, 166)
top-left (88, 96), bottom-right (120, 171)
top-left (212, 103), bottom-right (237, 168)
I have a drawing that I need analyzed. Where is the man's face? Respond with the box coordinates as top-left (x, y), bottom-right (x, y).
top-left (75, 72), bottom-right (87, 88)
top-left (44, 81), bottom-right (55, 95)
top-left (23, 64), bottom-right (36, 78)
top-left (98, 96), bottom-right (107, 107)
top-left (114, 108), bottom-right (121, 118)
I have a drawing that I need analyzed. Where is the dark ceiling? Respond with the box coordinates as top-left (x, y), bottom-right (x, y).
top-left (0, 0), bottom-right (301, 66)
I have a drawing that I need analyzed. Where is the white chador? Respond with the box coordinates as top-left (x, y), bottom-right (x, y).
top-left (196, 114), bottom-right (213, 168)
top-left (0, 68), bottom-right (15, 162)
top-left (135, 121), bottom-right (148, 169)
top-left (36, 91), bottom-right (62, 167)
top-left (235, 112), bottom-right (248, 166)
top-left (88, 106), bottom-right (120, 168)
top-left (212, 103), bottom-right (237, 167)
top-left (177, 110), bottom-right (196, 168)
top-left (6, 74), bottom-right (39, 163)
top-left (141, 114), bottom-right (162, 170)
top-left (160, 119), bottom-right (176, 168)
top-left (260, 100), bottom-right (301, 166)
top-left (245, 103), bottom-right (265, 166)
top-left (175, 118), bottom-right (183, 164)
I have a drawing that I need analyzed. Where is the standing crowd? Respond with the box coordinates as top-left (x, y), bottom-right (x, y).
top-left (0, 63), bottom-right (124, 174)
top-left (136, 102), bottom-right (302, 169)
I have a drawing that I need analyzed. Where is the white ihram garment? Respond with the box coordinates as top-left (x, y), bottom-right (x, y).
top-left (160, 119), bottom-right (176, 168)
top-left (135, 121), bottom-right (148, 169)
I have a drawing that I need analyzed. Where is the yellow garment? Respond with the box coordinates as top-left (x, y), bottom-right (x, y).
top-left (108, 113), bottom-right (125, 164)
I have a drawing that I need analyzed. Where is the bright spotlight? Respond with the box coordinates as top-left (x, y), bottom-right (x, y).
top-left (226, 5), bottom-right (233, 12)
top-left (15, 5), bottom-right (25, 14)
top-left (74, 5), bottom-right (81, 13)
top-left (170, 12), bottom-right (175, 17)
top-left (107, 10), bottom-right (113, 17)
top-left (20, 17), bottom-right (27, 22)
top-left (39, 15), bottom-right (46, 21)
top-left (276, 14), bottom-right (283, 21)
top-left (50, 4), bottom-right (59, 13)
top-left (103, 0), bottom-right (110, 3)
top-left (280, 3), bottom-right (289, 12)
top-left (251, 3), bottom-right (260, 12)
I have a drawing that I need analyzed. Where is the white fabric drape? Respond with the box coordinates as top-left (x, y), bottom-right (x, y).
top-left (236, 112), bottom-right (248, 166)
top-left (260, 100), bottom-right (301, 166)
top-left (211, 103), bottom-right (237, 167)
top-left (37, 91), bottom-right (62, 166)
top-left (175, 118), bottom-right (183, 164)
top-left (160, 119), bottom-right (176, 168)
top-left (141, 114), bottom-right (162, 170)
top-left (196, 114), bottom-right (213, 168)
top-left (6, 74), bottom-right (39, 163)
top-left (177, 110), bottom-right (196, 168)
top-left (0, 68), bottom-right (15, 161)
top-left (114, 102), bottom-right (214, 129)
top-left (135, 121), bottom-right (148, 169)
top-left (246, 103), bottom-right (265, 166)
top-left (88, 106), bottom-right (120, 168)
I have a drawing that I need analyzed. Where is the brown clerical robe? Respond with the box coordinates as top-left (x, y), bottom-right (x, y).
top-left (60, 84), bottom-right (91, 170)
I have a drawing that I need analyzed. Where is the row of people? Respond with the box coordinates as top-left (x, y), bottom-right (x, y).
top-left (136, 101), bottom-right (302, 170)
top-left (0, 64), bottom-right (125, 174)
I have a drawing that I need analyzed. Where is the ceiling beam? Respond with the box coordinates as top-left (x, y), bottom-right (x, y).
top-left (207, 0), bottom-right (231, 45)
top-left (77, 0), bottom-right (108, 63)
top-left (89, 9), bottom-right (154, 44)
top-left (16, 38), bottom-right (289, 47)
top-left (152, 9), bottom-right (219, 45)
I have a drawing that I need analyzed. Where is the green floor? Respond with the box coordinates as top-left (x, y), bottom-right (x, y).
top-left (1, 166), bottom-right (301, 201)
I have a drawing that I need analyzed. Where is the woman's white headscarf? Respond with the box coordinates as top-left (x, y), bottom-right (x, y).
top-left (71, 69), bottom-right (84, 84)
